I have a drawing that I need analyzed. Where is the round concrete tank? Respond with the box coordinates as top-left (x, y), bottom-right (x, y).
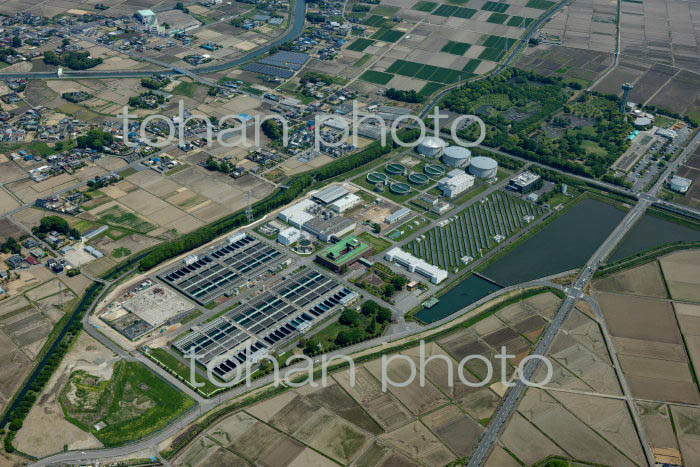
top-left (442, 146), bottom-right (472, 168)
top-left (468, 156), bottom-right (498, 179)
top-left (417, 136), bottom-right (446, 158)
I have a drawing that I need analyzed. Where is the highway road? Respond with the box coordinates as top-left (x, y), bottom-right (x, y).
top-left (0, 0), bottom-right (308, 81)
top-left (466, 110), bottom-right (700, 467)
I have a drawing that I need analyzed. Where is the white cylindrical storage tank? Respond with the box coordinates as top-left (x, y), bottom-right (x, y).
top-left (442, 146), bottom-right (472, 168)
top-left (669, 176), bottom-right (691, 193)
top-left (417, 136), bottom-right (446, 158)
top-left (468, 156), bottom-right (498, 178)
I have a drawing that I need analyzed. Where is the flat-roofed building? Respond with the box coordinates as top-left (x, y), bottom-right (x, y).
top-left (438, 170), bottom-right (474, 199)
top-left (313, 185), bottom-right (349, 205)
top-left (386, 207), bottom-right (411, 225)
top-left (278, 227), bottom-right (301, 246)
top-left (384, 248), bottom-right (447, 284)
top-left (278, 199), bottom-right (316, 228)
top-left (315, 236), bottom-right (372, 272)
top-left (330, 193), bottom-right (361, 213)
top-left (303, 216), bottom-right (356, 242)
top-left (508, 171), bottom-right (541, 194)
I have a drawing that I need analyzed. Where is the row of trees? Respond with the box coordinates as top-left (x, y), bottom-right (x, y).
top-left (0, 236), bottom-right (21, 255)
top-left (141, 76), bottom-right (171, 90)
top-left (33, 215), bottom-right (80, 239)
top-left (204, 156), bottom-right (236, 174)
top-left (385, 88), bottom-right (423, 103)
top-left (77, 128), bottom-right (114, 151)
top-left (44, 50), bottom-right (103, 70)
top-left (304, 300), bottom-right (392, 355)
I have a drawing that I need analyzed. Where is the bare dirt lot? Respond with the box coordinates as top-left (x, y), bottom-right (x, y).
top-left (14, 332), bottom-right (118, 457)
top-left (593, 260), bottom-right (668, 298)
top-left (659, 250), bottom-right (700, 302)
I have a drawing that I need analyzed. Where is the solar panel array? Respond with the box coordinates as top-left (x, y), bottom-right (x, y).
top-left (173, 269), bottom-right (357, 380)
top-left (243, 63), bottom-right (295, 79)
top-left (158, 233), bottom-right (286, 305)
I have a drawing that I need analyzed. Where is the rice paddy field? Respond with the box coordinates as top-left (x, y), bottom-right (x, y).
top-left (404, 191), bottom-right (546, 271)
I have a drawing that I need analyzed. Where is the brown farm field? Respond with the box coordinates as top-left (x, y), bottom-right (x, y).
top-left (171, 291), bottom-right (570, 466)
top-left (593, 260), bottom-right (668, 298)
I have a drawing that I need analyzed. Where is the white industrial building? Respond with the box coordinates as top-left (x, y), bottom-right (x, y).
top-left (278, 227), bottom-right (301, 245)
top-left (384, 248), bottom-right (448, 284)
top-left (438, 169), bottom-right (475, 198)
top-left (386, 207), bottom-right (412, 225)
top-left (330, 193), bottom-right (361, 213)
top-left (278, 199), bottom-right (316, 228)
top-left (657, 128), bottom-right (678, 139)
top-left (417, 136), bottom-right (446, 158)
top-left (668, 175), bottom-right (692, 194)
top-left (313, 185), bottom-right (350, 205)
top-left (469, 156), bottom-right (498, 179)
top-left (303, 217), bottom-right (356, 242)
top-left (442, 146), bottom-right (472, 168)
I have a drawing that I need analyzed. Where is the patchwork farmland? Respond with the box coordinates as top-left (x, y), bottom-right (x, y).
top-left (339, 0), bottom-right (556, 95)
top-left (404, 191), bottom-right (546, 270)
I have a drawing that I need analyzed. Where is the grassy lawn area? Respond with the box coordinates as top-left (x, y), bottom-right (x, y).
top-left (171, 81), bottom-right (201, 98)
top-left (59, 360), bottom-right (195, 446)
top-left (304, 301), bottom-right (391, 355)
top-left (386, 215), bottom-right (431, 241)
top-left (99, 205), bottom-right (156, 234)
top-left (111, 247), bottom-right (132, 258)
top-left (146, 348), bottom-right (219, 395)
top-left (357, 231), bottom-right (392, 254)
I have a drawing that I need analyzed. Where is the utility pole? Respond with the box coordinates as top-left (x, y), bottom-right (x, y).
top-left (246, 190), bottom-right (253, 224)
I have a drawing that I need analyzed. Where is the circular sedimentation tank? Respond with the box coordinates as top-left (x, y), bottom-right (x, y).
top-left (424, 164), bottom-right (445, 176)
top-left (386, 163), bottom-right (407, 175)
top-left (390, 182), bottom-right (411, 194)
top-left (367, 172), bottom-right (388, 184)
top-left (408, 173), bottom-right (429, 185)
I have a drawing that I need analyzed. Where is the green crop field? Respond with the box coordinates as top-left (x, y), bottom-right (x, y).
top-left (404, 191), bottom-right (546, 270)
top-left (507, 16), bottom-right (534, 27)
top-left (347, 38), bottom-right (375, 52)
top-left (526, 0), bottom-right (555, 8)
top-left (372, 5), bottom-right (400, 16)
top-left (384, 59), bottom-right (465, 84)
top-left (372, 28), bottom-right (405, 42)
top-left (413, 0), bottom-right (438, 11)
top-left (479, 48), bottom-right (506, 61)
top-left (482, 1), bottom-right (509, 12)
top-left (433, 4), bottom-right (476, 17)
top-left (59, 361), bottom-right (195, 447)
top-left (442, 41), bottom-right (472, 55)
top-left (360, 70), bottom-right (394, 85)
top-left (419, 82), bottom-right (443, 96)
top-left (483, 35), bottom-right (519, 49)
top-left (99, 205), bottom-right (155, 233)
top-left (462, 59), bottom-right (482, 73)
top-left (363, 14), bottom-right (387, 27)
top-left (487, 12), bottom-right (509, 23)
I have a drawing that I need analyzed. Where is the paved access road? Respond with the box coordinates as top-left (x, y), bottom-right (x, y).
top-left (466, 115), bottom-right (700, 467)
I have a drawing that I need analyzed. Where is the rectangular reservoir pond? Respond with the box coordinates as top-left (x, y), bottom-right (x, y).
top-left (415, 275), bottom-right (501, 323)
top-left (608, 212), bottom-right (700, 262)
top-left (483, 197), bottom-right (627, 286)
